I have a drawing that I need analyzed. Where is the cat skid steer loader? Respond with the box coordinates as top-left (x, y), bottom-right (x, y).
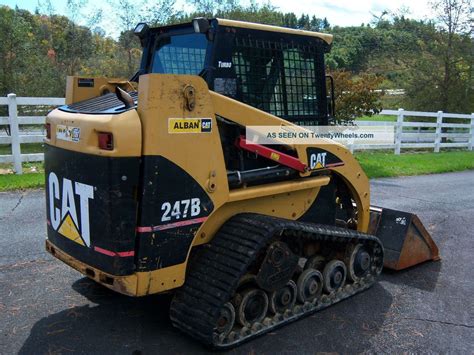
top-left (44, 18), bottom-right (439, 348)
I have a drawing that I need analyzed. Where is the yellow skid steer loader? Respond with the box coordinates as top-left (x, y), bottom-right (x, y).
top-left (44, 18), bottom-right (439, 348)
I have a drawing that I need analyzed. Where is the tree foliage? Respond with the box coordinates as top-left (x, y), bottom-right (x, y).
top-left (403, 0), bottom-right (473, 113)
top-left (330, 70), bottom-right (384, 123)
top-left (0, 0), bottom-right (472, 116)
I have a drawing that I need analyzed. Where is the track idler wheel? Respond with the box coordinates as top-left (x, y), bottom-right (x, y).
top-left (346, 244), bottom-right (371, 282)
top-left (296, 269), bottom-right (323, 303)
top-left (237, 289), bottom-right (269, 327)
top-left (323, 260), bottom-right (347, 293)
top-left (269, 280), bottom-right (297, 314)
top-left (215, 302), bottom-right (236, 337)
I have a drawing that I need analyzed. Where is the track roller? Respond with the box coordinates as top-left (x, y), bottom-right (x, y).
top-left (215, 302), bottom-right (236, 337)
top-left (346, 243), bottom-right (371, 282)
top-left (269, 280), bottom-right (297, 314)
top-left (296, 268), bottom-right (324, 303)
top-left (322, 260), bottom-right (347, 293)
top-left (237, 288), bottom-right (269, 327)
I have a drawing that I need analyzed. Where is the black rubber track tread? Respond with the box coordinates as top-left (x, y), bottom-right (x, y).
top-left (220, 235), bottom-right (261, 249)
top-left (209, 244), bottom-right (256, 263)
top-left (187, 273), bottom-right (233, 296)
top-left (197, 256), bottom-right (242, 276)
top-left (223, 219), bottom-right (271, 234)
top-left (220, 235), bottom-right (262, 247)
top-left (169, 213), bottom-right (383, 348)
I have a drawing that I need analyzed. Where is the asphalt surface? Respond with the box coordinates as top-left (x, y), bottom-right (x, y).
top-left (1, 171), bottom-right (473, 354)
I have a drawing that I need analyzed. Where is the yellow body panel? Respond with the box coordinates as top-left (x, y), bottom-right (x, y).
top-left (137, 74), bottom-right (230, 210)
top-left (46, 240), bottom-right (184, 296)
top-left (45, 108), bottom-right (142, 157)
top-left (208, 91), bottom-right (371, 232)
top-left (46, 74), bottom-right (371, 297)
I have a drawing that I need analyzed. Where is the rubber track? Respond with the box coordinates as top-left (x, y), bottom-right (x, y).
top-left (169, 213), bottom-right (383, 348)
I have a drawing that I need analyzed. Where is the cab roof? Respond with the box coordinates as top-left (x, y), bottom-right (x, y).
top-left (215, 18), bottom-right (333, 45)
top-left (146, 18), bottom-right (333, 46)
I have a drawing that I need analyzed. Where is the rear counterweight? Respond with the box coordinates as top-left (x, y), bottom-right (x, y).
top-left (45, 144), bottom-right (140, 276)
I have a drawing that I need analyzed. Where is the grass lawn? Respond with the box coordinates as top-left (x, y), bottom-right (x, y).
top-left (0, 162), bottom-right (44, 191)
top-left (355, 150), bottom-right (474, 178)
top-left (0, 151), bottom-right (473, 191)
top-left (0, 172), bottom-right (44, 191)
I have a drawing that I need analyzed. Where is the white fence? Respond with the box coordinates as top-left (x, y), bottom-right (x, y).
top-left (0, 94), bottom-right (473, 174)
top-left (0, 94), bottom-right (64, 174)
top-left (354, 109), bottom-right (474, 154)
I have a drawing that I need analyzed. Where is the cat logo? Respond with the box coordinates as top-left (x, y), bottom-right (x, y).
top-left (201, 119), bottom-right (212, 132)
top-left (48, 172), bottom-right (94, 247)
top-left (309, 152), bottom-right (327, 170)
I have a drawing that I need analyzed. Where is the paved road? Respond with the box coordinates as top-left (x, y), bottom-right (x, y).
top-left (1, 171), bottom-right (473, 354)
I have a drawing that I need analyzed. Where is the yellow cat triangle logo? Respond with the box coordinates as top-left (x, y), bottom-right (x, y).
top-left (58, 213), bottom-right (84, 246)
top-left (315, 162), bottom-right (324, 169)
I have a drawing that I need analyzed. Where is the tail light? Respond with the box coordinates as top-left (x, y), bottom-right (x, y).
top-left (98, 132), bottom-right (114, 150)
top-left (45, 123), bottom-right (51, 139)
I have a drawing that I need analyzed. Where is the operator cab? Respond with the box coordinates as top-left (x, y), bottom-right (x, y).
top-left (135, 18), bottom-right (333, 125)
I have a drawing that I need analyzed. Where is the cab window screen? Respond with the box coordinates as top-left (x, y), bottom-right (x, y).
top-left (152, 33), bottom-right (207, 75)
top-left (232, 36), bottom-right (323, 122)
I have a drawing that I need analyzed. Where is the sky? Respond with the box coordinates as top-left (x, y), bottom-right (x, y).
top-left (1, 0), bottom-right (437, 37)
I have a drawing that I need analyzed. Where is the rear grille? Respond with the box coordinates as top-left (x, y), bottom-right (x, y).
top-left (60, 91), bottom-right (138, 114)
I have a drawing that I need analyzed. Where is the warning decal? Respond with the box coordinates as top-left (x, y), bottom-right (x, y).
top-left (56, 125), bottom-right (81, 142)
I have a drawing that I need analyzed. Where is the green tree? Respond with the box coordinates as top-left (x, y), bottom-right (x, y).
top-left (0, 6), bottom-right (30, 95)
top-left (0, 0), bottom-right (471, 117)
top-left (404, 0), bottom-right (473, 112)
top-left (330, 70), bottom-right (384, 123)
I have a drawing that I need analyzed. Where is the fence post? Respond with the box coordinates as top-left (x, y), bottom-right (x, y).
top-left (469, 113), bottom-right (474, 151)
top-left (7, 93), bottom-right (22, 174)
top-left (434, 111), bottom-right (443, 153)
top-left (394, 108), bottom-right (404, 155)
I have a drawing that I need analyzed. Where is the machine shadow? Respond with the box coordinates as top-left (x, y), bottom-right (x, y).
top-left (19, 278), bottom-right (393, 354)
top-left (381, 260), bottom-right (442, 292)
top-left (239, 283), bottom-right (394, 353)
top-left (18, 278), bottom-right (206, 355)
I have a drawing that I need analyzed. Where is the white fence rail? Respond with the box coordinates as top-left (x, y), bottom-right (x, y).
top-left (354, 109), bottom-right (474, 154)
top-left (0, 94), bottom-right (65, 174)
top-left (1, 94), bottom-right (473, 174)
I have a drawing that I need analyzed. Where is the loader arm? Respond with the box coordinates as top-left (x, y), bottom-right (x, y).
top-left (208, 90), bottom-right (372, 233)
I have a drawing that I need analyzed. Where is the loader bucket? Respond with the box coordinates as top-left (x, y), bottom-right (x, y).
top-left (368, 206), bottom-right (440, 271)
